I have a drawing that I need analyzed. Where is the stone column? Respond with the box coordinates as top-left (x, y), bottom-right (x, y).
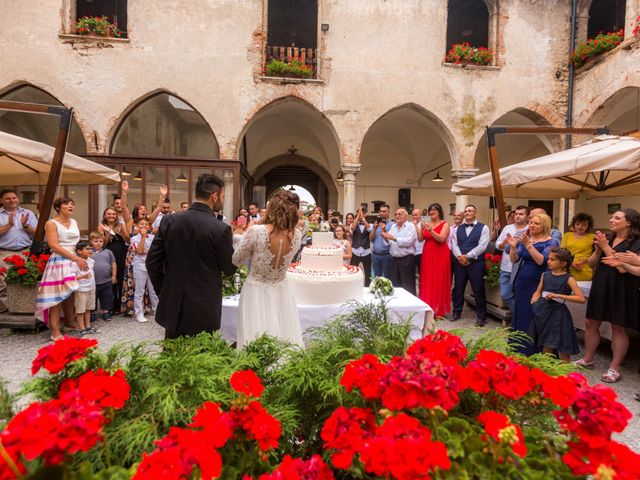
top-left (451, 168), bottom-right (478, 212)
top-left (223, 170), bottom-right (234, 222)
top-left (341, 164), bottom-right (360, 215)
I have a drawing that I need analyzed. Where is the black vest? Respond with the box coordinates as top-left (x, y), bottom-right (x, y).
top-left (457, 223), bottom-right (485, 257)
top-left (351, 224), bottom-right (371, 251)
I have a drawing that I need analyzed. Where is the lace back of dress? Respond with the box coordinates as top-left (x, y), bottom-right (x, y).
top-left (268, 229), bottom-right (293, 271)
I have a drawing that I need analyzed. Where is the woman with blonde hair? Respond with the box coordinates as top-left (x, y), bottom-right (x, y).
top-left (505, 213), bottom-right (559, 355)
top-left (232, 191), bottom-right (304, 347)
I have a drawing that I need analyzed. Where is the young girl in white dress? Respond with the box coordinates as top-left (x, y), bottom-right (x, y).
top-left (232, 191), bottom-right (304, 347)
top-left (333, 225), bottom-right (352, 265)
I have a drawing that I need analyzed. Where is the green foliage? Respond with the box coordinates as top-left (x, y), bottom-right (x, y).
top-left (571, 30), bottom-right (624, 68)
top-left (221, 265), bottom-right (248, 297)
top-left (265, 57), bottom-right (315, 79)
top-left (0, 378), bottom-right (14, 429)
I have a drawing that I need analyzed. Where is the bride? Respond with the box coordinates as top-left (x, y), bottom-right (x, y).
top-left (232, 191), bottom-right (304, 347)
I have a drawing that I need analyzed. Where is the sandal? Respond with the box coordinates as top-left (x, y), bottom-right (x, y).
top-left (601, 368), bottom-right (622, 383)
top-left (50, 335), bottom-right (65, 342)
top-left (572, 358), bottom-right (595, 370)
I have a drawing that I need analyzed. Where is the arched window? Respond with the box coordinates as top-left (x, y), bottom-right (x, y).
top-left (0, 85), bottom-right (86, 154)
top-left (76, 0), bottom-right (127, 37)
top-left (588, 0), bottom-right (626, 38)
top-left (446, 0), bottom-right (490, 50)
top-left (111, 93), bottom-right (218, 157)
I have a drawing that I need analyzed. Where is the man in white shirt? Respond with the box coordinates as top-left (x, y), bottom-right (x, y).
top-left (0, 189), bottom-right (37, 312)
top-left (152, 197), bottom-right (172, 233)
top-left (382, 208), bottom-right (418, 295)
top-left (412, 209), bottom-right (425, 274)
top-left (495, 205), bottom-right (530, 313)
top-left (451, 205), bottom-right (490, 326)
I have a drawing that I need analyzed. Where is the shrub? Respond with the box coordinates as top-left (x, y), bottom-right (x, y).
top-left (0, 251), bottom-right (50, 287)
top-left (73, 15), bottom-right (122, 38)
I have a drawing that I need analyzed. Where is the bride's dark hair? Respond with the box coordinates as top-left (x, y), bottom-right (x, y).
top-left (263, 191), bottom-right (300, 232)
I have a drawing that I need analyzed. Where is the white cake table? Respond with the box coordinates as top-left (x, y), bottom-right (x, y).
top-left (569, 281), bottom-right (612, 341)
top-left (221, 287), bottom-right (434, 342)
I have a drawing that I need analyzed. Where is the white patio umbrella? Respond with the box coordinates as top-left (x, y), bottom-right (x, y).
top-left (451, 135), bottom-right (640, 199)
top-left (0, 131), bottom-right (120, 185)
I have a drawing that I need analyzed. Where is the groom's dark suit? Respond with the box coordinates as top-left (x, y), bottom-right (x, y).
top-left (147, 202), bottom-right (236, 338)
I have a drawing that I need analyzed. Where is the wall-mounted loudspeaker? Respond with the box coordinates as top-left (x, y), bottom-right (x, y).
top-left (398, 188), bottom-right (411, 208)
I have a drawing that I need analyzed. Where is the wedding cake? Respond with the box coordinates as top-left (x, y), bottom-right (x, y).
top-left (287, 232), bottom-right (364, 305)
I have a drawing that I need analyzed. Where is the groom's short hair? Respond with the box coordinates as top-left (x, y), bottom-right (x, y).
top-left (195, 174), bottom-right (224, 200)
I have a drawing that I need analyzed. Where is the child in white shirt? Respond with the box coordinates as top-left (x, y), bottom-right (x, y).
top-left (71, 241), bottom-right (98, 335)
top-left (129, 218), bottom-right (159, 323)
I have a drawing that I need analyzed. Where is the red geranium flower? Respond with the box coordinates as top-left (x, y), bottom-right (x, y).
top-left (230, 369), bottom-right (265, 398)
top-left (31, 337), bottom-right (98, 375)
top-left (340, 353), bottom-right (387, 399)
top-left (321, 407), bottom-right (376, 469)
top-left (231, 400), bottom-right (282, 451)
top-left (16, 268), bottom-right (27, 276)
top-left (477, 411), bottom-right (527, 457)
top-left (59, 368), bottom-right (131, 410)
top-left (259, 454), bottom-right (335, 480)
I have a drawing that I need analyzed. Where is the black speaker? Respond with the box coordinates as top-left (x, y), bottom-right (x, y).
top-left (398, 188), bottom-right (411, 208)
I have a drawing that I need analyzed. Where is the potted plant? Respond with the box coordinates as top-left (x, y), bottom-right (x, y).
top-left (265, 56), bottom-right (315, 79)
top-left (73, 15), bottom-right (122, 38)
top-left (484, 252), bottom-right (506, 307)
top-left (445, 43), bottom-right (494, 66)
top-left (0, 252), bottom-right (49, 313)
top-left (571, 30), bottom-right (623, 68)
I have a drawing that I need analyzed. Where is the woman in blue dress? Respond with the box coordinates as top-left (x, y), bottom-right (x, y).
top-left (505, 213), bottom-right (559, 355)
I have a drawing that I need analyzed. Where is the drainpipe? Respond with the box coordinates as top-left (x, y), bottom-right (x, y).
top-left (563, 0), bottom-right (579, 232)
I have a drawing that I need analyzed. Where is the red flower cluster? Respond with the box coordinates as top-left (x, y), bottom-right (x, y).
top-left (231, 369), bottom-right (265, 398)
top-left (60, 368), bottom-right (131, 409)
top-left (1, 395), bottom-right (105, 465)
top-left (259, 455), bottom-right (334, 480)
top-left (31, 337), bottom-right (98, 375)
top-left (1, 339), bottom-right (130, 477)
top-left (2, 251), bottom-right (51, 287)
top-left (341, 331), bottom-right (467, 411)
top-left (135, 370), bottom-right (282, 479)
top-left (564, 439), bottom-right (640, 479)
top-left (459, 349), bottom-right (533, 399)
top-left (477, 411), bottom-right (527, 458)
top-left (484, 252), bottom-right (502, 264)
top-left (321, 408), bottom-right (449, 478)
top-left (553, 373), bottom-right (631, 449)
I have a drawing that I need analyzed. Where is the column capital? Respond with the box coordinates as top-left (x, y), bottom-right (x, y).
top-left (451, 168), bottom-right (478, 180)
top-left (341, 163), bottom-right (361, 175)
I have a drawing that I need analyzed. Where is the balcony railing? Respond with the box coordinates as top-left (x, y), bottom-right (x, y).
top-left (264, 45), bottom-right (318, 79)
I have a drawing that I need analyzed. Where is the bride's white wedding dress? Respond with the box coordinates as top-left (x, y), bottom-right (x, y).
top-left (232, 224), bottom-right (304, 347)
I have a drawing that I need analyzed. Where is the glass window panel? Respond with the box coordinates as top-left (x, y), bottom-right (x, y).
top-left (168, 167), bottom-right (190, 211)
top-left (68, 185), bottom-right (89, 236)
top-left (0, 86), bottom-right (87, 153)
top-left (16, 185), bottom-right (40, 216)
top-left (125, 164), bottom-right (143, 211)
top-left (145, 165), bottom-right (166, 211)
top-left (111, 93), bottom-right (218, 157)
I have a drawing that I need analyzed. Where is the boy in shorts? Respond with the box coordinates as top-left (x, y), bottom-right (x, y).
top-left (71, 241), bottom-right (98, 335)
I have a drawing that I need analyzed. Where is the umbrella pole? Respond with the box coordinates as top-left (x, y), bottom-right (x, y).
top-left (486, 127), bottom-right (508, 227)
top-left (31, 107), bottom-right (73, 252)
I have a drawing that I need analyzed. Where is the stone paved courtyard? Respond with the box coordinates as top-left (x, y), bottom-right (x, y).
top-left (1, 308), bottom-right (639, 452)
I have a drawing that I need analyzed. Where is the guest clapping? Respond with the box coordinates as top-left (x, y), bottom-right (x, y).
top-left (574, 209), bottom-right (640, 383)
top-left (561, 213), bottom-right (595, 281)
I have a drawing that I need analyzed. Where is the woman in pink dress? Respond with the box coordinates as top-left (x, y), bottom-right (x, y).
top-left (418, 203), bottom-right (451, 317)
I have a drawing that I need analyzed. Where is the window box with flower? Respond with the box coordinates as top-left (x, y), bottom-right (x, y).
top-left (1, 252), bottom-right (50, 313)
top-left (264, 56), bottom-right (316, 79)
top-left (445, 42), bottom-right (494, 66)
top-left (73, 15), bottom-right (122, 38)
top-left (571, 30), bottom-right (624, 69)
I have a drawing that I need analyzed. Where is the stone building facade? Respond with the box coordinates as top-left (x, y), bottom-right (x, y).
top-left (1, 0), bottom-right (639, 231)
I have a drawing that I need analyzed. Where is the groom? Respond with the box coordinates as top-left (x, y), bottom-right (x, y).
top-left (147, 173), bottom-right (236, 339)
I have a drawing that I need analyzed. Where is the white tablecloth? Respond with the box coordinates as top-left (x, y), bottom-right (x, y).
top-left (569, 281), bottom-right (612, 340)
top-left (221, 287), bottom-right (434, 342)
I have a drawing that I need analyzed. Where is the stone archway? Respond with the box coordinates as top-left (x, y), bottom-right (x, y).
top-left (253, 154), bottom-right (339, 212)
